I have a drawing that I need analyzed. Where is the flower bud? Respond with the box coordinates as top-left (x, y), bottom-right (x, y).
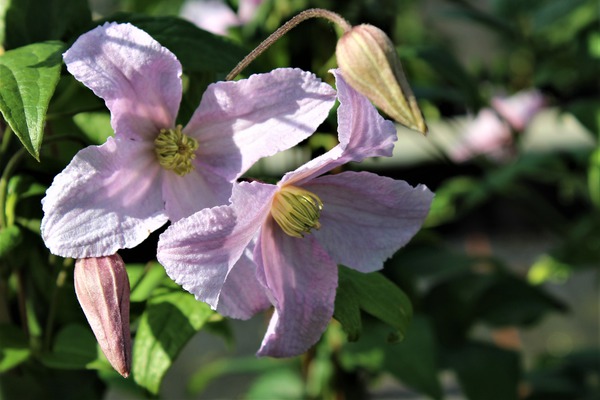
top-left (74, 254), bottom-right (131, 378)
top-left (336, 24), bottom-right (427, 134)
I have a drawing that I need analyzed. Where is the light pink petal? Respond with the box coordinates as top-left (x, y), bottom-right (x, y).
top-left (303, 171), bottom-right (433, 273)
top-left (184, 68), bottom-right (336, 182)
top-left (492, 89), bottom-right (545, 131)
top-left (41, 138), bottom-right (167, 258)
top-left (238, 0), bottom-right (263, 22)
top-left (161, 160), bottom-right (233, 222)
top-left (217, 246), bottom-right (271, 319)
top-left (64, 22), bottom-right (182, 140)
top-left (254, 218), bottom-right (338, 357)
top-left (449, 108), bottom-right (512, 162)
top-left (157, 181), bottom-right (277, 311)
top-left (180, 0), bottom-right (240, 35)
top-left (282, 69), bottom-right (397, 186)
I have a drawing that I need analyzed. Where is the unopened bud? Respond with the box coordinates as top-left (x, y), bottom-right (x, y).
top-left (74, 254), bottom-right (131, 378)
top-left (336, 24), bottom-right (427, 134)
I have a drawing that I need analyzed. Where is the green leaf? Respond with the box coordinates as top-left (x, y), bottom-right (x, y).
top-left (102, 13), bottom-right (247, 74)
top-left (447, 341), bottom-right (520, 400)
top-left (0, 224), bottom-right (22, 259)
top-left (245, 368), bottom-right (304, 400)
top-left (530, 0), bottom-right (595, 45)
top-left (3, 0), bottom-right (91, 50)
top-left (187, 357), bottom-right (290, 396)
top-left (7, 174), bottom-right (47, 199)
top-left (132, 289), bottom-right (215, 394)
top-left (474, 273), bottom-right (567, 327)
top-left (333, 281), bottom-right (362, 341)
top-left (334, 266), bottom-right (412, 342)
top-left (384, 317), bottom-right (442, 399)
top-left (0, 41), bottom-right (65, 160)
top-left (0, 0), bottom-right (8, 46)
top-left (124, 0), bottom-right (186, 16)
top-left (0, 323), bottom-right (31, 372)
top-left (72, 112), bottom-right (112, 145)
top-left (129, 261), bottom-right (169, 302)
top-left (5, 175), bottom-right (47, 228)
top-left (341, 316), bottom-right (442, 400)
top-left (40, 324), bottom-right (106, 370)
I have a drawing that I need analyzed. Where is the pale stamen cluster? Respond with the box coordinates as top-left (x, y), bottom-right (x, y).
top-left (154, 125), bottom-right (199, 176)
top-left (271, 185), bottom-right (323, 238)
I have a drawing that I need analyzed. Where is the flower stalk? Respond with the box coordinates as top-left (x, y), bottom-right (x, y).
top-left (226, 8), bottom-right (351, 81)
top-left (226, 9), bottom-right (427, 134)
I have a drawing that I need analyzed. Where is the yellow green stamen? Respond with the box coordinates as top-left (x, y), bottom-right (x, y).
top-left (271, 185), bottom-right (323, 238)
top-left (154, 125), bottom-right (199, 176)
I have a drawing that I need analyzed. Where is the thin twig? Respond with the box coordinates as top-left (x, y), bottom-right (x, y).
top-left (226, 8), bottom-right (352, 81)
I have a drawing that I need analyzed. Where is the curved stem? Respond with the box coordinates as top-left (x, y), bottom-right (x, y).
top-left (0, 146), bottom-right (25, 229)
top-left (0, 124), bottom-right (13, 167)
top-left (226, 8), bottom-right (352, 81)
top-left (44, 258), bottom-right (72, 351)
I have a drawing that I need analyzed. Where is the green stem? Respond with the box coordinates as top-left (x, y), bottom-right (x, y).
top-left (16, 270), bottom-right (30, 339)
top-left (0, 146), bottom-right (26, 229)
top-left (0, 124), bottom-right (13, 166)
top-left (44, 258), bottom-right (72, 351)
top-left (0, 278), bottom-right (10, 324)
top-left (226, 8), bottom-right (352, 81)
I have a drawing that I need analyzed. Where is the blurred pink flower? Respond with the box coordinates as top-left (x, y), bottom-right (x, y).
top-left (41, 22), bottom-right (335, 258)
top-left (181, 0), bottom-right (263, 35)
top-left (492, 89), bottom-right (545, 131)
top-left (450, 108), bottom-right (512, 162)
top-left (450, 89), bottom-right (545, 162)
top-left (157, 70), bottom-right (433, 357)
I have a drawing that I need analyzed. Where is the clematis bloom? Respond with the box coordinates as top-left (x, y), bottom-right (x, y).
top-left (41, 22), bottom-right (336, 258)
top-left (157, 70), bottom-right (434, 357)
top-left (449, 108), bottom-right (512, 162)
top-left (450, 89), bottom-right (545, 162)
top-left (491, 89), bottom-right (545, 132)
top-left (181, 0), bottom-right (263, 36)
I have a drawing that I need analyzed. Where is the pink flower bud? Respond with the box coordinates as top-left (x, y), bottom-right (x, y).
top-left (336, 24), bottom-right (427, 134)
top-left (74, 254), bottom-right (131, 378)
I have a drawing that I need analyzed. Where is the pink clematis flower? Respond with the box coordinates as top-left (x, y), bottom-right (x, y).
top-left (41, 22), bottom-right (336, 259)
top-left (157, 70), bottom-right (434, 357)
top-left (491, 89), bottom-right (545, 132)
top-left (449, 108), bottom-right (512, 162)
top-left (450, 89), bottom-right (545, 162)
top-left (181, 0), bottom-right (263, 36)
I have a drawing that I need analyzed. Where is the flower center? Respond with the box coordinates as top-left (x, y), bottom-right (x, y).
top-left (271, 185), bottom-right (323, 238)
top-left (154, 125), bottom-right (199, 176)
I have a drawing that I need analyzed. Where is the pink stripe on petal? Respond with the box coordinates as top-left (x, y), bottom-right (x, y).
top-left (184, 68), bottom-right (336, 181)
top-left (64, 23), bottom-right (182, 140)
top-left (254, 218), bottom-right (337, 357)
top-left (161, 160), bottom-right (233, 222)
top-left (217, 247), bottom-right (271, 319)
top-left (41, 138), bottom-right (167, 258)
top-left (281, 69), bottom-right (396, 186)
top-left (158, 181), bottom-right (276, 309)
top-left (304, 171), bottom-right (433, 273)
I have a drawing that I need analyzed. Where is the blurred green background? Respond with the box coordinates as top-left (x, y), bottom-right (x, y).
top-left (0, 0), bottom-right (598, 399)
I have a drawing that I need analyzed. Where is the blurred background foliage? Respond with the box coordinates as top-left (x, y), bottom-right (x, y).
top-left (0, 0), bottom-right (598, 399)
